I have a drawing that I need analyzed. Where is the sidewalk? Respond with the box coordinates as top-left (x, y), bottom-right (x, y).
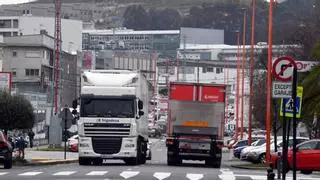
top-left (15, 148), bottom-right (78, 166)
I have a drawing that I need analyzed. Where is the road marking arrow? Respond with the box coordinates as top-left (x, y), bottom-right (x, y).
top-left (120, 171), bottom-right (140, 179)
top-left (186, 173), bottom-right (204, 180)
top-left (153, 172), bottom-right (171, 180)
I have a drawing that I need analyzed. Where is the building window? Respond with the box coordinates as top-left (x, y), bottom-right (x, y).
top-left (11, 68), bottom-right (17, 76)
top-left (216, 67), bottom-right (223, 74)
top-left (13, 19), bottom-right (19, 28)
top-left (207, 67), bottom-right (214, 72)
top-left (25, 69), bottom-right (40, 76)
top-left (12, 51), bottom-right (17, 57)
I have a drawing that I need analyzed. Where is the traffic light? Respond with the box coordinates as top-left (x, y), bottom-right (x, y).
top-left (71, 99), bottom-right (78, 124)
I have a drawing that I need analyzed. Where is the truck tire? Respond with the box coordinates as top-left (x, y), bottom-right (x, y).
top-left (79, 158), bottom-right (89, 165)
top-left (125, 139), bottom-right (145, 165)
top-left (167, 155), bottom-right (182, 166)
top-left (4, 155), bottom-right (12, 169)
top-left (139, 140), bottom-right (147, 164)
top-left (205, 158), bottom-right (221, 168)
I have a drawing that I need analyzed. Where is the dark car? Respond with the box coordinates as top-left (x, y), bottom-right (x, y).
top-left (0, 131), bottom-right (13, 169)
top-left (232, 140), bottom-right (249, 150)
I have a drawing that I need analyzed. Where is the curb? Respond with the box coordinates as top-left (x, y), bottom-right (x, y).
top-left (21, 159), bottom-right (78, 166)
top-left (231, 164), bottom-right (269, 170)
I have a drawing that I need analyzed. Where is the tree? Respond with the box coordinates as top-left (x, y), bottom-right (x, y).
top-left (0, 91), bottom-right (35, 136)
top-left (251, 71), bottom-right (267, 129)
top-left (123, 5), bottom-right (149, 30)
top-left (301, 42), bottom-right (320, 137)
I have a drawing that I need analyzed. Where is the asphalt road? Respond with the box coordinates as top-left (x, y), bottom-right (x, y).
top-left (1, 138), bottom-right (320, 180)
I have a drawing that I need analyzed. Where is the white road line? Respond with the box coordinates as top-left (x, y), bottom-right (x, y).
top-left (153, 172), bottom-right (171, 180)
top-left (0, 172), bottom-right (8, 176)
top-left (219, 169), bottom-right (235, 180)
top-left (120, 171), bottom-right (140, 179)
top-left (53, 171), bottom-right (76, 176)
top-left (186, 173), bottom-right (204, 180)
top-left (86, 171), bottom-right (108, 176)
top-left (19, 172), bottom-right (43, 176)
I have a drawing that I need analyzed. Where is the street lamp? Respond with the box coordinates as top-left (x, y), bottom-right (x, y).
top-left (241, 8), bottom-right (247, 140)
top-left (248, 0), bottom-right (256, 145)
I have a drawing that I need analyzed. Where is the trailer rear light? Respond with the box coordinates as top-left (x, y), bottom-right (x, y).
top-left (216, 144), bottom-right (223, 149)
top-left (167, 140), bottom-right (173, 145)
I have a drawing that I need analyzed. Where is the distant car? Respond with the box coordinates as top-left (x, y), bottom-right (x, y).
top-left (232, 140), bottom-right (249, 150)
top-left (271, 139), bottom-right (320, 174)
top-left (234, 146), bottom-right (247, 159)
top-left (240, 139), bottom-right (266, 160)
top-left (0, 131), bottom-right (13, 169)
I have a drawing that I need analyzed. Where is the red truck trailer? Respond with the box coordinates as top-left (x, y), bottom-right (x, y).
top-left (166, 82), bottom-right (225, 168)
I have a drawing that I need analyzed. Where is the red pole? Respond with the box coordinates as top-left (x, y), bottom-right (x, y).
top-left (152, 53), bottom-right (157, 124)
top-left (235, 32), bottom-right (240, 142)
top-left (176, 56), bottom-right (179, 81)
top-left (248, 0), bottom-right (256, 145)
top-left (54, 0), bottom-right (61, 114)
top-left (241, 10), bottom-right (247, 140)
top-left (266, 0), bottom-right (274, 165)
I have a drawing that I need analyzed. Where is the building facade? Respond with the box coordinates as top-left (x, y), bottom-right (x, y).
top-left (0, 16), bottom-right (83, 52)
top-left (1, 34), bottom-right (78, 127)
top-left (82, 29), bottom-right (180, 58)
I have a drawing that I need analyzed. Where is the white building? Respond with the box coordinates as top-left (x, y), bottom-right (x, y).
top-left (0, 16), bottom-right (83, 52)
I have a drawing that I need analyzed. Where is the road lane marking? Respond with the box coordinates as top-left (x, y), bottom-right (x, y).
top-left (19, 172), bottom-right (43, 176)
top-left (219, 169), bottom-right (235, 180)
top-left (153, 172), bottom-right (171, 180)
top-left (86, 171), bottom-right (108, 176)
top-left (53, 171), bottom-right (76, 176)
top-left (0, 172), bottom-right (8, 176)
top-left (186, 173), bottom-right (204, 180)
top-left (120, 171), bottom-right (140, 179)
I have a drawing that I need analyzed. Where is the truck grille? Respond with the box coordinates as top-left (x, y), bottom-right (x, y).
top-left (92, 137), bottom-right (122, 154)
top-left (84, 123), bottom-right (131, 137)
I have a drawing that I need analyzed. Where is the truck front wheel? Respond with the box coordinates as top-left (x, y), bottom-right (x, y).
top-left (79, 158), bottom-right (89, 166)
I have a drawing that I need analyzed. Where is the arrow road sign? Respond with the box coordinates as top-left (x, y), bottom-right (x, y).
top-left (272, 56), bottom-right (297, 82)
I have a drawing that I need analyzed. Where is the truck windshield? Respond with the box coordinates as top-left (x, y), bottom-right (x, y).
top-left (80, 98), bottom-right (135, 118)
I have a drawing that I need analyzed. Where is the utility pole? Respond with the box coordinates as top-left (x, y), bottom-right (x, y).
top-left (235, 31), bottom-right (240, 142)
top-left (182, 35), bottom-right (187, 82)
top-left (241, 9), bottom-right (247, 140)
top-left (54, 0), bottom-right (61, 115)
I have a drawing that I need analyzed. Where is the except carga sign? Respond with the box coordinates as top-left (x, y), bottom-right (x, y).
top-left (272, 82), bottom-right (292, 98)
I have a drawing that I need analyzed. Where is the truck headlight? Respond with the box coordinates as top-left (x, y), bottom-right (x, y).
top-left (79, 143), bottom-right (90, 147)
top-left (125, 144), bottom-right (135, 148)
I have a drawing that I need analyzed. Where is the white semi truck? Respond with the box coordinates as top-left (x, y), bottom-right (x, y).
top-left (77, 70), bottom-right (149, 165)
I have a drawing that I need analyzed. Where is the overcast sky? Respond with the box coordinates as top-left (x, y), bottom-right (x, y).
top-left (0, 0), bottom-right (36, 6)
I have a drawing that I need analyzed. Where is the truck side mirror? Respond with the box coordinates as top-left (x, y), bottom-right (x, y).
top-left (138, 100), bottom-right (143, 110)
top-left (139, 111), bottom-right (144, 116)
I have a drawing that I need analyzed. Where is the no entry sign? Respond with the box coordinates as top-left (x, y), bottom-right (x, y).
top-left (272, 56), bottom-right (297, 82)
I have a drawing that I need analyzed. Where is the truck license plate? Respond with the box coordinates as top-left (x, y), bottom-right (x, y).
top-left (179, 142), bottom-right (210, 150)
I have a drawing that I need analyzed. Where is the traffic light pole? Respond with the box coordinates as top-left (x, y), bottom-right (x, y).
top-left (64, 106), bottom-right (67, 160)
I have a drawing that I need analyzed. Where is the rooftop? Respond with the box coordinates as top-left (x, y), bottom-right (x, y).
top-left (83, 29), bottom-right (180, 35)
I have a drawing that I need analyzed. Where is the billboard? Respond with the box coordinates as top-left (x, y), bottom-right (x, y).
top-left (77, 51), bottom-right (96, 70)
top-left (0, 72), bottom-right (12, 93)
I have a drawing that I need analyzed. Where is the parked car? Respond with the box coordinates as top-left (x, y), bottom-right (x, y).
top-left (0, 131), bottom-right (13, 169)
top-left (232, 139), bottom-right (249, 150)
top-left (240, 139), bottom-right (266, 160)
top-left (235, 139), bottom-right (266, 159)
top-left (271, 139), bottom-right (320, 174)
top-left (247, 137), bottom-right (309, 164)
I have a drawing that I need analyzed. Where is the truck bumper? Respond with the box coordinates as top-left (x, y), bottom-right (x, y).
top-left (78, 136), bottom-right (138, 159)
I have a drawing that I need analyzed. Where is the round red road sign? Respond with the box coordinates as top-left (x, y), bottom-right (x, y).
top-left (272, 56), bottom-right (297, 82)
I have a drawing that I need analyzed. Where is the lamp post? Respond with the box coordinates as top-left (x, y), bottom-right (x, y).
top-left (266, 0), bottom-right (274, 165)
top-left (241, 9), bottom-right (247, 140)
top-left (248, 0), bottom-right (256, 145)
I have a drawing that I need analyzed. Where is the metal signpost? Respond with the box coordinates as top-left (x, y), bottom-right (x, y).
top-left (59, 106), bottom-right (73, 160)
top-left (272, 56), bottom-right (302, 180)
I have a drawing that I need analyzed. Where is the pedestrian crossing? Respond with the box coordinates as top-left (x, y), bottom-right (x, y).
top-left (0, 169), bottom-right (319, 180)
